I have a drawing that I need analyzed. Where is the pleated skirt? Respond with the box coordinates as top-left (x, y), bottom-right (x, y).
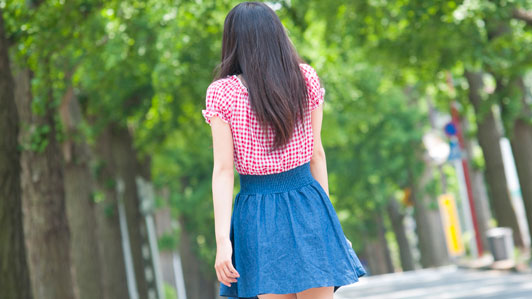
top-left (220, 161), bottom-right (367, 299)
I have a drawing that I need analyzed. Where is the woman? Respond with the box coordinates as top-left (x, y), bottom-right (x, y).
top-left (202, 2), bottom-right (366, 299)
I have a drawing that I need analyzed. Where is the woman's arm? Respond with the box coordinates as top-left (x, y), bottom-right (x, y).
top-left (209, 115), bottom-right (240, 287)
top-left (209, 116), bottom-right (235, 244)
top-left (309, 102), bottom-right (329, 197)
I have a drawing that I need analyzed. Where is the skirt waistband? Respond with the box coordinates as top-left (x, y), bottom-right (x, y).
top-left (238, 162), bottom-right (315, 194)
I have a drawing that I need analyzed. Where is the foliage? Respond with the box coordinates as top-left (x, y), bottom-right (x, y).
top-left (5, 0), bottom-right (532, 281)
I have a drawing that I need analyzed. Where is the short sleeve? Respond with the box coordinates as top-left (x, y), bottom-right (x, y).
top-left (201, 80), bottom-right (232, 126)
top-left (300, 63), bottom-right (325, 111)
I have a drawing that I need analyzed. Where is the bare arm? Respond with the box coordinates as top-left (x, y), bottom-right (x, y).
top-left (309, 102), bottom-right (329, 197)
top-left (202, 79), bottom-right (241, 286)
top-left (209, 116), bottom-right (235, 244)
top-left (208, 115), bottom-right (240, 287)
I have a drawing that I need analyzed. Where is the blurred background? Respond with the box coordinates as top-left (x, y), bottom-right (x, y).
top-left (2, 1), bottom-right (532, 298)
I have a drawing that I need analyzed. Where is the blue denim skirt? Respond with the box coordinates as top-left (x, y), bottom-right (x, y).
top-left (220, 161), bottom-right (367, 299)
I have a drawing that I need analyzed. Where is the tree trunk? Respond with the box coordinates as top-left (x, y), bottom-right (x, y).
top-left (178, 214), bottom-right (216, 299)
top-left (92, 126), bottom-right (130, 299)
top-left (464, 70), bottom-right (524, 248)
top-left (59, 85), bottom-right (104, 299)
top-left (154, 201), bottom-right (178, 289)
top-left (461, 114), bottom-right (493, 253)
top-left (377, 211), bottom-right (395, 273)
top-left (506, 77), bottom-right (532, 250)
top-left (411, 163), bottom-right (450, 268)
top-left (363, 212), bottom-right (394, 275)
top-left (13, 64), bottom-right (77, 298)
top-left (0, 11), bottom-right (32, 299)
top-left (110, 123), bottom-right (150, 298)
top-left (362, 212), bottom-right (395, 275)
top-left (510, 118), bottom-right (532, 246)
top-left (387, 198), bottom-right (415, 271)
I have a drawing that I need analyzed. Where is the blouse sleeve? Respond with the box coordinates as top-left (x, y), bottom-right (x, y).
top-left (201, 80), bottom-right (232, 125)
top-left (301, 64), bottom-right (326, 111)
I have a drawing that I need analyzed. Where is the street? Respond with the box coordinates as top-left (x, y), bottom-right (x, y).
top-left (335, 265), bottom-right (532, 299)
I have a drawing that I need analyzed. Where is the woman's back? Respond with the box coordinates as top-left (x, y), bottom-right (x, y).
top-left (202, 63), bottom-right (325, 175)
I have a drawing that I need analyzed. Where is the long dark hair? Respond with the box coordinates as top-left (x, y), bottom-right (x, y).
top-left (213, 1), bottom-right (309, 153)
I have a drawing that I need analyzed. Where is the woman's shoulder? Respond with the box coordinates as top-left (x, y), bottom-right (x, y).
top-left (298, 63), bottom-right (321, 86)
top-left (298, 63), bottom-right (318, 76)
top-left (298, 63), bottom-right (322, 86)
top-left (298, 63), bottom-right (325, 105)
top-left (207, 76), bottom-right (239, 94)
top-left (205, 75), bottom-right (242, 107)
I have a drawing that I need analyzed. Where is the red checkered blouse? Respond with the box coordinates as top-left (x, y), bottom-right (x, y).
top-left (202, 63), bottom-right (325, 175)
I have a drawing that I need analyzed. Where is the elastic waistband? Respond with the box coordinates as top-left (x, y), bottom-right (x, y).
top-left (238, 162), bottom-right (315, 194)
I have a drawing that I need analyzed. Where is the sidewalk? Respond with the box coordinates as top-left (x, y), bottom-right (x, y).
top-left (455, 250), bottom-right (532, 274)
top-left (334, 264), bottom-right (532, 299)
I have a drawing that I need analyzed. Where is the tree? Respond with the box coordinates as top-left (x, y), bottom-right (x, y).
top-left (0, 9), bottom-right (32, 299)
top-left (14, 53), bottom-right (78, 299)
top-left (310, 0), bottom-right (529, 248)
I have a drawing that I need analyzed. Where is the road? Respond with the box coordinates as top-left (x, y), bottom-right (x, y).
top-left (335, 265), bottom-right (532, 299)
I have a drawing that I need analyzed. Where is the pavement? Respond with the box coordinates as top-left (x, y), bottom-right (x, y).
top-left (454, 252), bottom-right (532, 273)
top-left (334, 265), bottom-right (532, 299)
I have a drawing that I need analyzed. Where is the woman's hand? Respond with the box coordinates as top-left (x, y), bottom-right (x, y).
top-left (214, 238), bottom-right (240, 287)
